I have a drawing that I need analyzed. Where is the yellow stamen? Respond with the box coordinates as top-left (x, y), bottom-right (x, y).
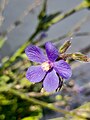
top-left (41, 62), bottom-right (50, 71)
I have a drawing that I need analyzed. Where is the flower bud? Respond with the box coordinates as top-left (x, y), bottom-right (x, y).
top-left (71, 52), bottom-right (89, 62)
top-left (59, 40), bottom-right (71, 53)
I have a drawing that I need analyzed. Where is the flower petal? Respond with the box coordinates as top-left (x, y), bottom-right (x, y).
top-left (26, 65), bottom-right (46, 83)
top-left (43, 69), bottom-right (59, 92)
top-left (25, 45), bottom-right (47, 63)
top-left (45, 42), bottom-right (59, 62)
top-left (54, 60), bottom-right (72, 79)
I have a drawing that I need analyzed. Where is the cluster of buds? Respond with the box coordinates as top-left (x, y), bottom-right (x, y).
top-left (58, 40), bottom-right (90, 62)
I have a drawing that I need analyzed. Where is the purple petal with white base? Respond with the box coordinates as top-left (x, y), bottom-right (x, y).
top-left (25, 45), bottom-right (47, 63)
top-left (26, 65), bottom-right (46, 83)
top-left (45, 42), bottom-right (59, 62)
top-left (43, 69), bottom-right (59, 92)
top-left (54, 60), bottom-right (72, 79)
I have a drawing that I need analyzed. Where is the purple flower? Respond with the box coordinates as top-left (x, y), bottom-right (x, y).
top-left (25, 42), bottom-right (72, 92)
top-left (40, 32), bottom-right (47, 39)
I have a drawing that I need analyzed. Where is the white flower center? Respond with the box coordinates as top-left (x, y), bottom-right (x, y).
top-left (41, 62), bottom-right (51, 71)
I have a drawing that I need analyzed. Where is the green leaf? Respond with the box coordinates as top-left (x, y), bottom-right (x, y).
top-left (0, 114), bottom-right (5, 120)
top-left (21, 112), bottom-right (42, 120)
top-left (20, 77), bottom-right (31, 88)
top-left (49, 102), bottom-right (90, 120)
top-left (22, 116), bottom-right (40, 120)
top-left (0, 36), bottom-right (7, 48)
top-left (20, 53), bottom-right (27, 59)
top-left (0, 75), bottom-right (10, 82)
top-left (85, 0), bottom-right (90, 3)
top-left (84, 0), bottom-right (90, 9)
top-left (72, 102), bottom-right (90, 118)
top-left (49, 117), bottom-right (67, 120)
top-left (21, 105), bottom-right (42, 120)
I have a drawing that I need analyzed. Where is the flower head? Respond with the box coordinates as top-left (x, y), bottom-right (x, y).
top-left (25, 42), bottom-right (72, 92)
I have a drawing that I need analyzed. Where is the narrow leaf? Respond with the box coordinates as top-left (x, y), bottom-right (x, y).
top-left (0, 36), bottom-right (7, 48)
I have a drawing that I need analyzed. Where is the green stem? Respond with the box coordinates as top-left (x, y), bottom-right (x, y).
top-left (51, 1), bottom-right (90, 24)
top-left (0, 86), bottom-right (85, 118)
top-left (2, 29), bottom-right (39, 69)
top-left (8, 88), bottom-right (79, 117)
top-left (1, 1), bottom-right (90, 70)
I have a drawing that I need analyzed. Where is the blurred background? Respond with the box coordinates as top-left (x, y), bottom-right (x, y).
top-left (0, 0), bottom-right (90, 120)
top-left (0, 0), bottom-right (90, 57)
